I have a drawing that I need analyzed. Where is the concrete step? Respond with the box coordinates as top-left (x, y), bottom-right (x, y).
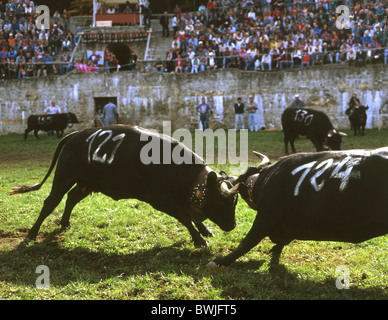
top-left (146, 29), bottom-right (175, 61)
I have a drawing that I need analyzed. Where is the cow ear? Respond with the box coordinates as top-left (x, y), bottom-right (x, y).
top-left (238, 183), bottom-right (248, 199)
top-left (207, 171), bottom-right (218, 188)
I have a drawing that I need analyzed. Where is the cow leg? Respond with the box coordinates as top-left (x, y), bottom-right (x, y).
top-left (269, 241), bottom-right (291, 265)
top-left (209, 214), bottom-right (266, 266)
top-left (152, 198), bottom-right (208, 247)
top-left (177, 215), bottom-right (208, 247)
top-left (289, 138), bottom-right (297, 153)
top-left (33, 129), bottom-right (39, 139)
top-left (24, 128), bottom-right (32, 140)
top-left (60, 185), bottom-right (89, 230)
top-left (27, 193), bottom-right (66, 241)
top-left (195, 222), bottom-right (214, 237)
top-left (26, 176), bottom-right (76, 241)
top-left (284, 135), bottom-right (289, 154)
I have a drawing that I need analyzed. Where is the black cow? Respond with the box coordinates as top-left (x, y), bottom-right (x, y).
top-left (11, 125), bottom-right (239, 248)
top-left (24, 113), bottom-right (79, 140)
top-left (347, 105), bottom-right (369, 136)
top-left (207, 148), bottom-right (388, 267)
top-left (282, 107), bottom-right (347, 154)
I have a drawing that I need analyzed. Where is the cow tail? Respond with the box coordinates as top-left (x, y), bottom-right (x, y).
top-left (9, 131), bottom-right (79, 196)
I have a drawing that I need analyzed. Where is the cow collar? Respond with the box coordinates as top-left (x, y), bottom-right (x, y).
top-left (188, 166), bottom-right (212, 209)
top-left (245, 173), bottom-right (259, 210)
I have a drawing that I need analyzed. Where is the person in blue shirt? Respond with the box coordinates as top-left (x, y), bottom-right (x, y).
top-left (6, 47), bottom-right (17, 60)
top-left (291, 95), bottom-right (306, 108)
top-left (103, 101), bottom-right (119, 126)
top-left (42, 51), bottom-right (53, 75)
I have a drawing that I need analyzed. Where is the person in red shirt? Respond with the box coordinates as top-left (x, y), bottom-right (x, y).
top-left (206, 0), bottom-right (215, 10)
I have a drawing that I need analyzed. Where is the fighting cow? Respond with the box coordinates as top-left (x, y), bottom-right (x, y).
top-left (207, 148), bottom-right (388, 267)
top-left (11, 125), bottom-right (239, 248)
top-left (347, 105), bottom-right (369, 136)
top-left (282, 107), bottom-right (347, 154)
top-left (24, 113), bottom-right (79, 140)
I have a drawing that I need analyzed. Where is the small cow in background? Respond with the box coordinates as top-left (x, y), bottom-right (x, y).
top-left (282, 107), bottom-right (347, 154)
top-left (347, 105), bottom-right (369, 136)
top-left (24, 113), bottom-right (79, 140)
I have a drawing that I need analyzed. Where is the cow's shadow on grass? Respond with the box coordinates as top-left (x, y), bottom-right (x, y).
top-left (1, 231), bottom-right (387, 299)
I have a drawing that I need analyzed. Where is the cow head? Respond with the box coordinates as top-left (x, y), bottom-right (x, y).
top-left (222, 152), bottom-right (271, 210)
top-left (187, 169), bottom-right (239, 232)
top-left (327, 130), bottom-right (347, 150)
top-left (67, 113), bottom-right (80, 128)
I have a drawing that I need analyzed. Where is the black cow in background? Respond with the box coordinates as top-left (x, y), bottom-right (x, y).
top-left (11, 125), bottom-right (239, 248)
top-left (207, 148), bottom-right (388, 267)
top-left (282, 107), bottom-right (347, 154)
top-left (346, 105), bottom-right (369, 136)
top-left (24, 113), bottom-right (79, 140)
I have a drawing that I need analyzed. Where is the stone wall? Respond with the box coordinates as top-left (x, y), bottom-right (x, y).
top-left (0, 64), bottom-right (387, 135)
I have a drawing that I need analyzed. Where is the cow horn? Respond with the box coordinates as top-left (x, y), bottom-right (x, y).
top-left (220, 182), bottom-right (240, 197)
top-left (339, 132), bottom-right (348, 137)
top-left (253, 151), bottom-right (270, 168)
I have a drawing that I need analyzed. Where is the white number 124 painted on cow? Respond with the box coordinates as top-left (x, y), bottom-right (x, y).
top-left (86, 129), bottom-right (126, 165)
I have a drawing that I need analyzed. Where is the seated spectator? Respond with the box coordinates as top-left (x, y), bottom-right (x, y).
top-left (191, 55), bottom-right (200, 73)
top-left (8, 58), bottom-right (17, 79)
top-left (347, 48), bottom-right (356, 67)
top-left (312, 47), bottom-right (323, 65)
top-left (175, 54), bottom-right (184, 72)
top-left (280, 48), bottom-right (294, 70)
top-left (26, 59), bottom-right (34, 77)
top-left (261, 51), bottom-right (271, 71)
top-left (364, 45), bottom-right (374, 64)
top-left (244, 51), bottom-right (254, 70)
top-left (199, 52), bottom-right (207, 71)
top-left (76, 59), bottom-right (88, 73)
top-left (270, 48), bottom-right (281, 70)
top-left (301, 51), bottom-right (310, 69)
top-left (385, 48), bottom-right (388, 65)
top-left (184, 56), bottom-right (192, 73)
top-left (88, 50), bottom-right (101, 66)
top-left (0, 58), bottom-right (7, 80)
top-left (154, 59), bottom-right (164, 72)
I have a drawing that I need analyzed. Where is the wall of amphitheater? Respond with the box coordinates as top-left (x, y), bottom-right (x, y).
top-left (0, 64), bottom-right (387, 135)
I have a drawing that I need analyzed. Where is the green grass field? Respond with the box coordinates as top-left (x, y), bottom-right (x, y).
top-left (1, 129), bottom-right (388, 300)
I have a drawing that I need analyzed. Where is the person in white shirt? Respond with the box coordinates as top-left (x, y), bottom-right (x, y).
top-left (261, 52), bottom-right (272, 71)
top-left (347, 48), bottom-right (356, 66)
top-left (44, 101), bottom-right (62, 136)
top-left (44, 101), bottom-right (61, 115)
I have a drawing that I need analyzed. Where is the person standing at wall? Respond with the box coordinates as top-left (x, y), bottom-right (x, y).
top-left (196, 97), bottom-right (213, 130)
top-left (234, 97), bottom-right (245, 130)
top-left (103, 100), bottom-right (119, 126)
top-left (246, 95), bottom-right (259, 132)
top-left (44, 101), bottom-right (62, 136)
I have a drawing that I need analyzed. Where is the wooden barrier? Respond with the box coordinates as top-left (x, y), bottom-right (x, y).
top-left (96, 13), bottom-right (140, 24)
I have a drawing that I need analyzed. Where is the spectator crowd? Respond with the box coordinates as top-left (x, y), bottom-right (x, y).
top-left (0, 0), bottom-right (76, 80)
top-left (155, 0), bottom-right (388, 73)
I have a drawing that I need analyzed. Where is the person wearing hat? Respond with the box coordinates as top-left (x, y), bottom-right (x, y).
top-left (246, 95), bottom-right (259, 132)
top-left (234, 97), bottom-right (245, 130)
top-left (291, 95), bottom-right (306, 108)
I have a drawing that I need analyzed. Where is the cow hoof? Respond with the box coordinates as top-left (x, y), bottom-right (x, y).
top-left (205, 261), bottom-right (219, 268)
top-left (24, 237), bottom-right (33, 244)
top-left (194, 242), bottom-right (208, 249)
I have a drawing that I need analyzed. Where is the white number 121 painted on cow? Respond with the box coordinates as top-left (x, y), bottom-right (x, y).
top-left (86, 129), bottom-right (126, 165)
